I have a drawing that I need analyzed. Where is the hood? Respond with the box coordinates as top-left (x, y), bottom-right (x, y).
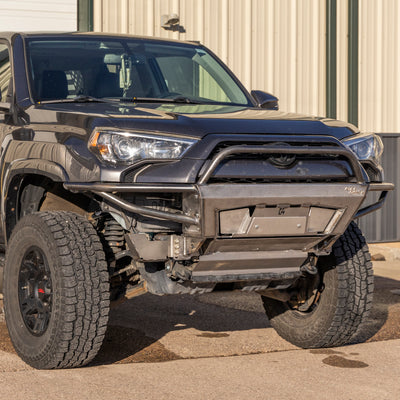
top-left (34, 102), bottom-right (359, 140)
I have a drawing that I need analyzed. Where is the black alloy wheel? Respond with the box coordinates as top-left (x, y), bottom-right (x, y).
top-left (18, 247), bottom-right (53, 336)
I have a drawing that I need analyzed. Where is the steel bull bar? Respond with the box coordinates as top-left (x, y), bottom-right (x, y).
top-left (64, 143), bottom-right (393, 226)
top-left (64, 144), bottom-right (394, 282)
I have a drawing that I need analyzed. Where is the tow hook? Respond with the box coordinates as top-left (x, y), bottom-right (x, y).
top-left (300, 256), bottom-right (318, 275)
top-left (166, 260), bottom-right (193, 281)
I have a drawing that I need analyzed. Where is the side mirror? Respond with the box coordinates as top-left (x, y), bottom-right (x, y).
top-left (251, 90), bottom-right (279, 110)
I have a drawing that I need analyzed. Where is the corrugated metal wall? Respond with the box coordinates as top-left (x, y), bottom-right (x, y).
top-left (356, 0), bottom-right (400, 241)
top-left (93, 0), bottom-right (326, 117)
top-left (358, 0), bottom-right (400, 133)
top-left (0, 0), bottom-right (77, 31)
top-left (357, 134), bottom-right (400, 242)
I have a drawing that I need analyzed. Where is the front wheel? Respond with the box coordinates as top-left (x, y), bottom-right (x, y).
top-left (4, 211), bottom-right (110, 369)
top-left (262, 222), bottom-right (374, 348)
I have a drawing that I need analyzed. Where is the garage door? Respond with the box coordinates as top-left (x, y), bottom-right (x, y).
top-left (0, 0), bottom-right (77, 31)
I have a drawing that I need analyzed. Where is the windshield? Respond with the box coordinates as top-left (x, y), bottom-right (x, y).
top-left (25, 37), bottom-right (251, 106)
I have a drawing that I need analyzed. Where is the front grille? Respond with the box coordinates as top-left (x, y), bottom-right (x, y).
top-left (201, 140), bottom-right (357, 184)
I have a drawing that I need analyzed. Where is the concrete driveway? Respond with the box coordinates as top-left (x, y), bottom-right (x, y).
top-left (0, 244), bottom-right (400, 399)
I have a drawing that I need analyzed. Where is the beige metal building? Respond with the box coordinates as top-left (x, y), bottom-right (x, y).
top-left (88, 0), bottom-right (400, 241)
top-left (91, 0), bottom-right (400, 135)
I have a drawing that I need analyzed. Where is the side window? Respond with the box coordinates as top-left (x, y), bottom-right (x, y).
top-left (0, 43), bottom-right (11, 102)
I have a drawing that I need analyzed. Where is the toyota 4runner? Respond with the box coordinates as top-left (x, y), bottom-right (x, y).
top-left (0, 32), bottom-right (393, 369)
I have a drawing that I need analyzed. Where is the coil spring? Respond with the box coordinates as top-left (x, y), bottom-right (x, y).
top-left (104, 217), bottom-right (125, 255)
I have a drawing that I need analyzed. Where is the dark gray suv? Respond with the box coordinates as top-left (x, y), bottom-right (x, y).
top-left (0, 32), bottom-right (393, 369)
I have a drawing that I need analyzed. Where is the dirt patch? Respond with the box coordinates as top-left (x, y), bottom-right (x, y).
top-left (322, 355), bottom-right (369, 368)
top-left (91, 325), bottom-right (182, 365)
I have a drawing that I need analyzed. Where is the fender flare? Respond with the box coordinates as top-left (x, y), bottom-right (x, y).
top-left (3, 158), bottom-right (68, 192)
top-left (2, 159), bottom-right (69, 241)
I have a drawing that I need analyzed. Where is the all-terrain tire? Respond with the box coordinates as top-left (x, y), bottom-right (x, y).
top-left (262, 222), bottom-right (374, 348)
top-left (4, 211), bottom-right (110, 369)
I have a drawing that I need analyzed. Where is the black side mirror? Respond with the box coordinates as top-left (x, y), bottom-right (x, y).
top-left (251, 90), bottom-right (279, 110)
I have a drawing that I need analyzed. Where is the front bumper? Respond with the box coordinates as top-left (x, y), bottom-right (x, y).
top-left (64, 180), bottom-right (392, 243)
top-left (64, 180), bottom-right (393, 241)
top-left (64, 140), bottom-right (394, 282)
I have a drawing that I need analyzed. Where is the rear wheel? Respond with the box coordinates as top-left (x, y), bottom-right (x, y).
top-left (4, 211), bottom-right (110, 369)
top-left (262, 222), bottom-right (373, 348)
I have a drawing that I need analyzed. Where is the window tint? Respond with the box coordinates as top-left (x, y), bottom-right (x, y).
top-left (26, 38), bottom-right (250, 105)
top-left (0, 44), bottom-right (11, 102)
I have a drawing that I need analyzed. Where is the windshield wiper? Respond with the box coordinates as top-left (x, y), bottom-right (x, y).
top-left (38, 95), bottom-right (117, 105)
top-left (119, 96), bottom-right (203, 104)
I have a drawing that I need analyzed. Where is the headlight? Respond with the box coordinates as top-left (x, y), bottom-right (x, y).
top-left (343, 132), bottom-right (383, 165)
top-left (89, 130), bottom-right (197, 165)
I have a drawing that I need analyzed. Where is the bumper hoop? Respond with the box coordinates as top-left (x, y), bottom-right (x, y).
top-left (94, 191), bottom-right (200, 226)
top-left (355, 182), bottom-right (394, 219)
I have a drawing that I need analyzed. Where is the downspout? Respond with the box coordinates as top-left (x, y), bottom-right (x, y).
top-left (326, 0), bottom-right (337, 119)
top-left (78, 0), bottom-right (94, 32)
top-left (348, 0), bottom-right (359, 126)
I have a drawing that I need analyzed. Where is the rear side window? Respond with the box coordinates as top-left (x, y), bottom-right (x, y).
top-left (0, 43), bottom-right (11, 102)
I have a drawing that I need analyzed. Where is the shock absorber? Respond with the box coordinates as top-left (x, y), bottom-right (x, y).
top-left (103, 217), bottom-right (125, 259)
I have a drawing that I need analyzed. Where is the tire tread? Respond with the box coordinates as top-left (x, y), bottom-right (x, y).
top-left (5, 211), bottom-right (110, 369)
top-left (262, 222), bottom-right (373, 348)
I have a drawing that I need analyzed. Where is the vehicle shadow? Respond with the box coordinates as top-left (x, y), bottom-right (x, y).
top-left (90, 273), bottom-right (400, 366)
top-left (351, 275), bottom-right (400, 344)
top-left (1, 276), bottom-right (397, 366)
top-left (90, 290), bottom-right (272, 366)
